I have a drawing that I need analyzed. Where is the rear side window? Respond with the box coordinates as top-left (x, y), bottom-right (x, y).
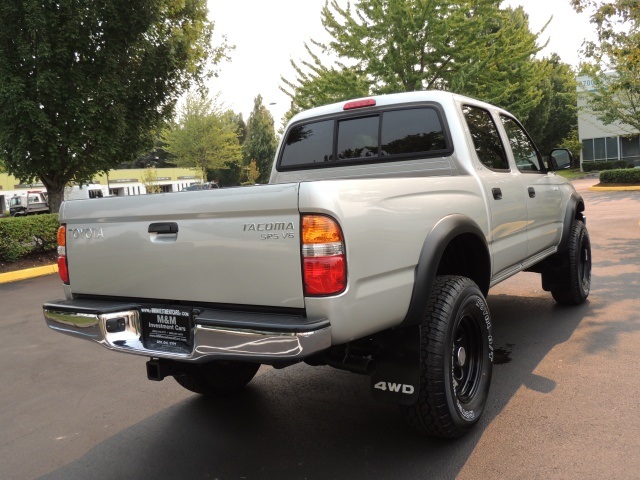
top-left (381, 108), bottom-right (447, 155)
top-left (280, 120), bottom-right (334, 167)
top-left (278, 106), bottom-right (450, 170)
top-left (462, 105), bottom-right (509, 171)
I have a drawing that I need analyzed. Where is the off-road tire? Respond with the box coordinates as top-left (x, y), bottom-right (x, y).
top-left (401, 275), bottom-right (493, 438)
top-left (551, 220), bottom-right (591, 305)
top-left (174, 361), bottom-right (260, 396)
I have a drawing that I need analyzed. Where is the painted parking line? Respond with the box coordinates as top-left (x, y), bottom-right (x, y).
top-left (588, 185), bottom-right (640, 191)
top-left (0, 264), bottom-right (58, 284)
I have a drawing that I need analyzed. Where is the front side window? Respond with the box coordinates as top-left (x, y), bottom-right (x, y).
top-left (278, 106), bottom-right (450, 169)
top-left (500, 115), bottom-right (543, 172)
top-left (462, 106), bottom-right (508, 170)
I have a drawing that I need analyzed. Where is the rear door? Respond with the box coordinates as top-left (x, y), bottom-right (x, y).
top-left (461, 105), bottom-right (528, 278)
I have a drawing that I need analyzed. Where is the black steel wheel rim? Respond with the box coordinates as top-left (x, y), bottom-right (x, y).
top-left (579, 233), bottom-right (592, 291)
top-left (452, 312), bottom-right (483, 403)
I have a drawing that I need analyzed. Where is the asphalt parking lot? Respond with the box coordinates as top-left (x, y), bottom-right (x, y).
top-left (1, 178), bottom-right (638, 479)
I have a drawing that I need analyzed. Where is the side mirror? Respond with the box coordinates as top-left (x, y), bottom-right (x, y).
top-left (549, 148), bottom-right (573, 171)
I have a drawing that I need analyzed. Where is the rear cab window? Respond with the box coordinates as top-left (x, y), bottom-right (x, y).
top-left (277, 105), bottom-right (451, 170)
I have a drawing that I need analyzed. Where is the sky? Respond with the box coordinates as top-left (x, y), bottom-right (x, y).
top-left (206, 0), bottom-right (597, 128)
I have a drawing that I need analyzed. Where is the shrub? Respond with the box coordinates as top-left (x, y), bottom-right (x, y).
top-left (599, 168), bottom-right (640, 184)
top-left (0, 213), bottom-right (59, 262)
top-left (582, 160), bottom-right (630, 172)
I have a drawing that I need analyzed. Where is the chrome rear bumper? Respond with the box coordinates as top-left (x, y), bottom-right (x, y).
top-left (43, 299), bottom-right (331, 363)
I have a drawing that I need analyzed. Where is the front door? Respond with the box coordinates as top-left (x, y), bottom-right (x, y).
top-left (499, 115), bottom-right (563, 258)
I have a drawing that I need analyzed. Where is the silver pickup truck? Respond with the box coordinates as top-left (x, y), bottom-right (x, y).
top-left (44, 91), bottom-right (590, 438)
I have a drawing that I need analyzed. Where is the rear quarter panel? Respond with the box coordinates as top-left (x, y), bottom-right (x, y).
top-left (299, 176), bottom-right (487, 344)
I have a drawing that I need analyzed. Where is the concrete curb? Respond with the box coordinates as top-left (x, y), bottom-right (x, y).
top-left (0, 264), bottom-right (58, 284)
top-left (588, 185), bottom-right (640, 192)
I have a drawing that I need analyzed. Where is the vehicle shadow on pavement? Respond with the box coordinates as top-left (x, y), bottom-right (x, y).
top-left (41, 293), bottom-right (588, 480)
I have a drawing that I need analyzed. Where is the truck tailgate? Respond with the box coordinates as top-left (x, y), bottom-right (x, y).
top-left (60, 183), bottom-right (304, 309)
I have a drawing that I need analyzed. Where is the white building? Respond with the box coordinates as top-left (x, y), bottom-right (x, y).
top-left (577, 75), bottom-right (640, 168)
top-left (0, 167), bottom-right (202, 213)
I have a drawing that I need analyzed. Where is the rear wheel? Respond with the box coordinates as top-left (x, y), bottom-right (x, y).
top-left (551, 220), bottom-right (591, 305)
top-left (401, 275), bottom-right (493, 438)
top-left (174, 361), bottom-right (260, 396)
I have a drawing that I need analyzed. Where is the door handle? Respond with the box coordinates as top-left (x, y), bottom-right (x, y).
top-left (148, 222), bottom-right (179, 234)
top-left (528, 187), bottom-right (536, 198)
top-left (492, 188), bottom-right (502, 200)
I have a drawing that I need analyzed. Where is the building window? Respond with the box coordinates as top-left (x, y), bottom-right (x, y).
top-left (621, 135), bottom-right (640, 162)
top-left (582, 137), bottom-right (621, 161)
top-left (582, 140), bottom-right (594, 161)
top-left (606, 137), bottom-right (619, 160)
top-left (594, 138), bottom-right (606, 160)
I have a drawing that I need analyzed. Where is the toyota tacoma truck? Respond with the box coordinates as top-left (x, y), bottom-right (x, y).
top-left (44, 91), bottom-right (591, 438)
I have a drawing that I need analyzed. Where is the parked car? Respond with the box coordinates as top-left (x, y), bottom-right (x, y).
top-left (181, 182), bottom-right (219, 191)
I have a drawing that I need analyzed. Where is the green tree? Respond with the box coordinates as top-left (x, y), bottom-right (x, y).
top-left (122, 135), bottom-right (176, 169)
top-left (162, 92), bottom-right (242, 182)
top-left (243, 160), bottom-right (261, 185)
top-left (209, 161), bottom-right (242, 187)
top-left (224, 110), bottom-right (248, 146)
top-left (281, 45), bottom-right (371, 122)
top-left (205, 110), bottom-right (246, 186)
top-left (559, 127), bottom-right (582, 163)
top-left (141, 167), bottom-right (163, 194)
top-left (524, 55), bottom-right (578, 155)
top-left (284, 0), bottom-right (549, 125)
top-left (243, 95), bottom-right (278, 183)
top-left (572, 0), bottom-right (640, 132)
top-left (0, 0), bottom-right (228, 212)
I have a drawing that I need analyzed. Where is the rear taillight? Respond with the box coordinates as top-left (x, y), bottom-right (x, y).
top-left (57, 225), bottom-right (69, 284)
top-left (301, 215), bottom-right (346, 296)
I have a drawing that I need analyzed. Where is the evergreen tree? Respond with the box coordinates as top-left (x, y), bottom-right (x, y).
top-left (524, 55), bottom-right (578, 155)
top-left (244, 95), bottom-right (278, 184)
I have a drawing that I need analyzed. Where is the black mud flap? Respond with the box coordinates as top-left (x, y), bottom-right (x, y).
top-left (370, 325), bottom-right (421, 405)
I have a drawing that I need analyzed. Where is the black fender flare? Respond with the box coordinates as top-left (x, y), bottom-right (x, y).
top-left (399, 214), bottom-right (490, 328)
top-left (558, 192), bottom-right (585, 253)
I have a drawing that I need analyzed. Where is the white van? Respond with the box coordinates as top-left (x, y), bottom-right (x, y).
top-left (64, 184), bottom-right (110, 201)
